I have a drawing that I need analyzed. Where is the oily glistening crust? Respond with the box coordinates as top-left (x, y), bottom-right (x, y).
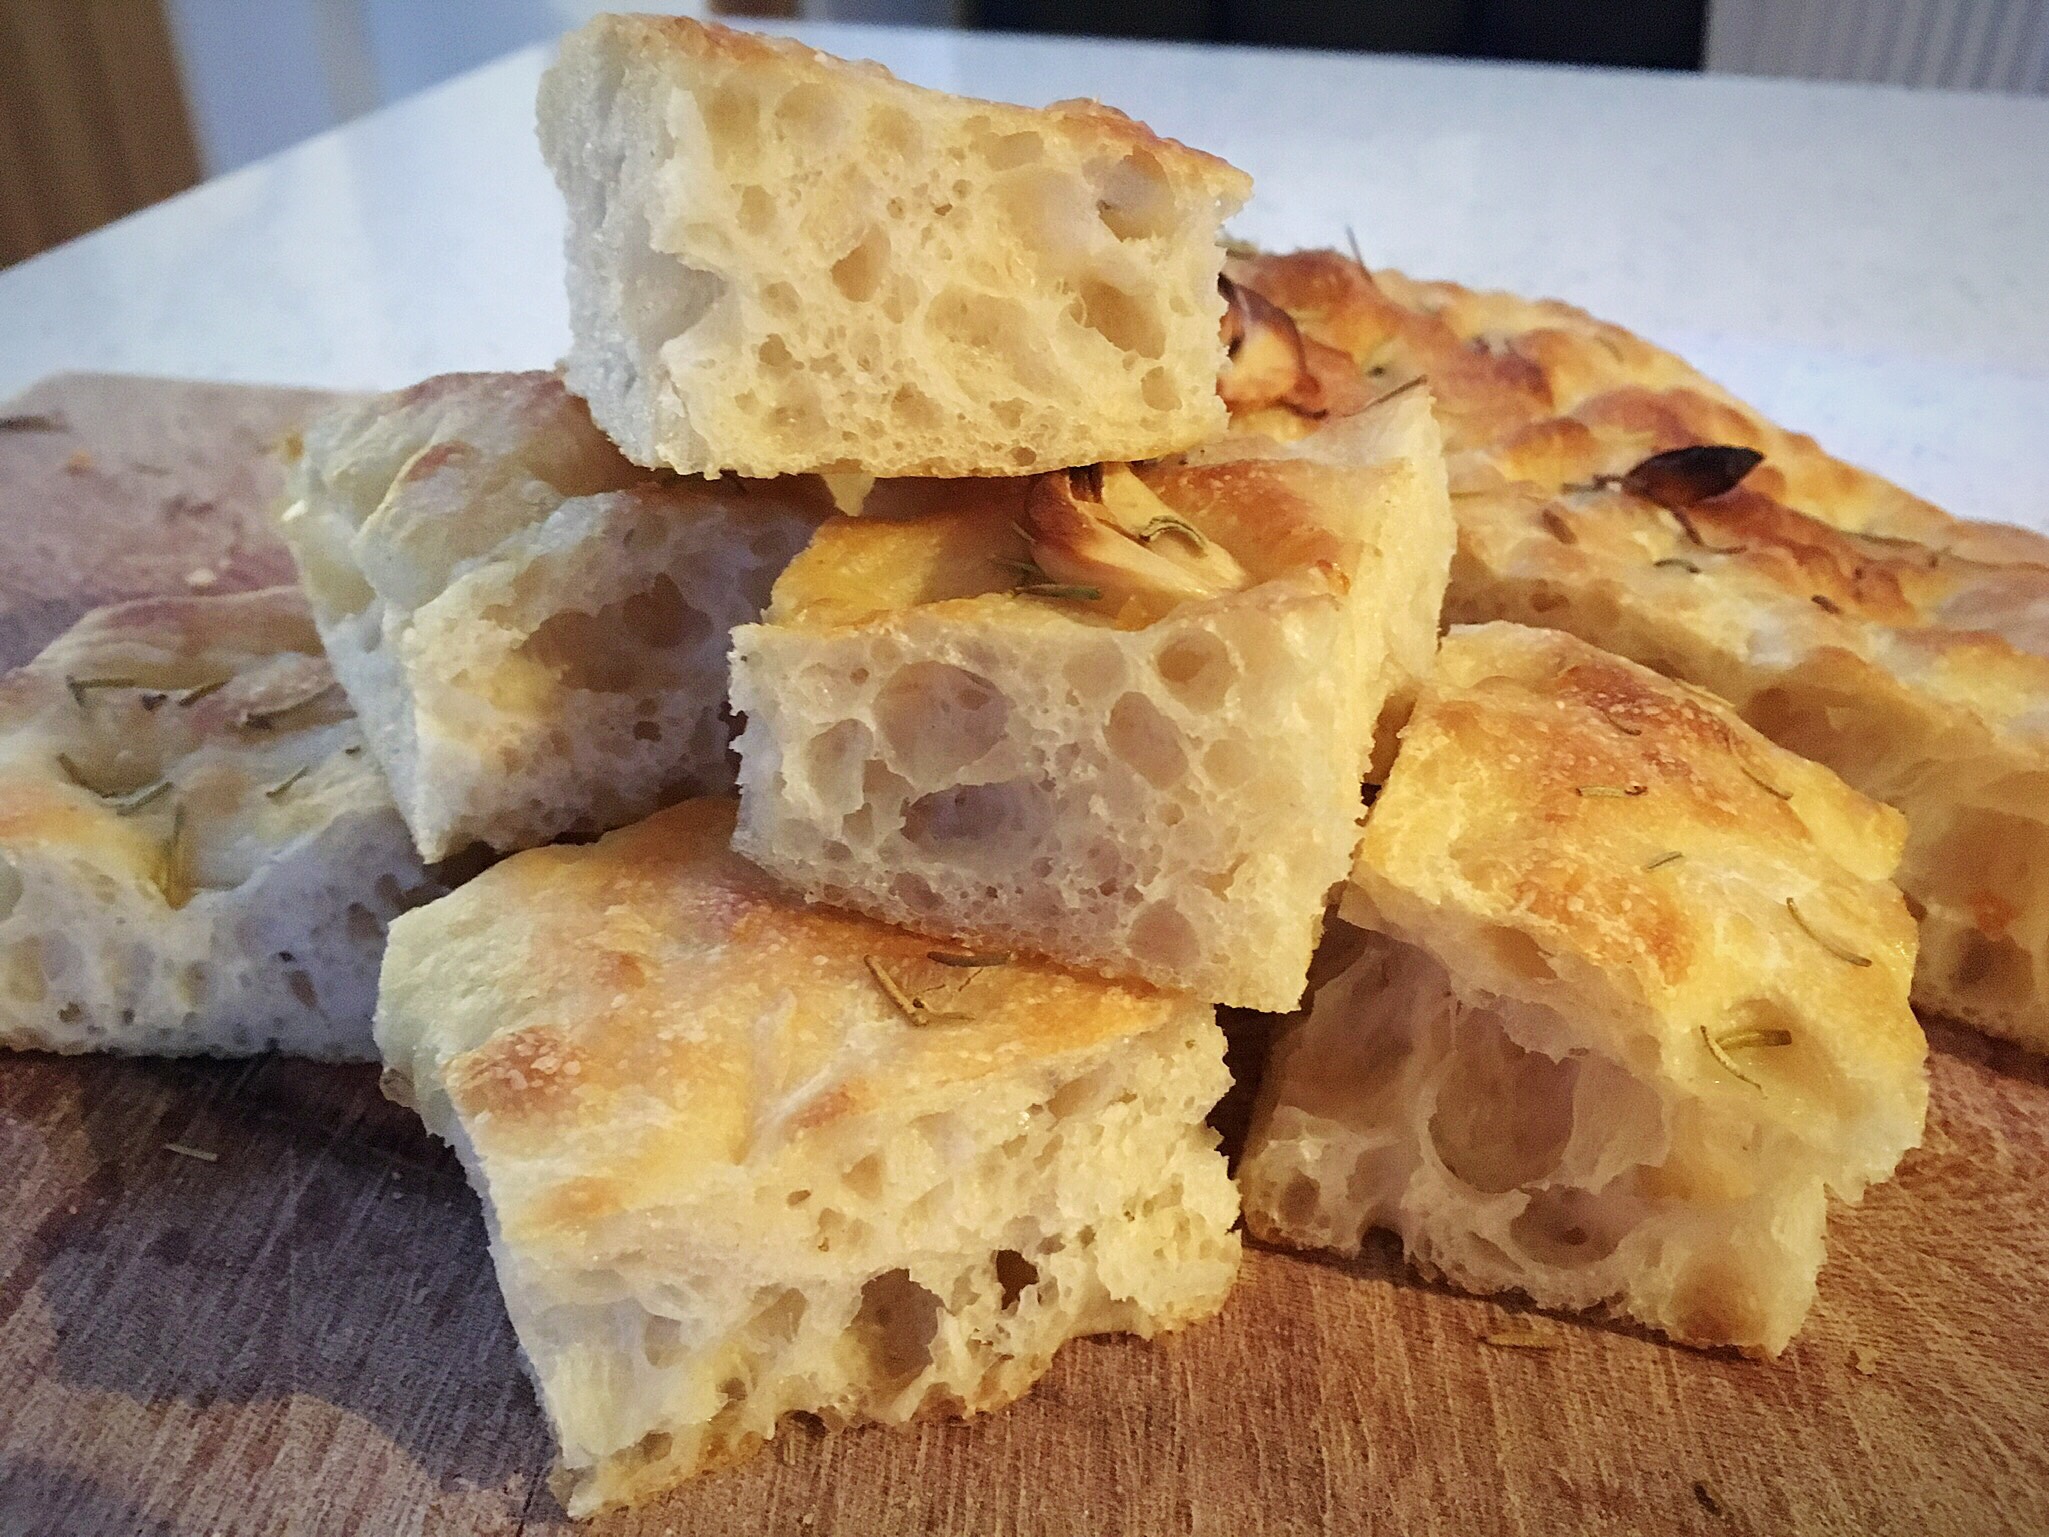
top-left (1225, 248), bottom-right (2049, 1051)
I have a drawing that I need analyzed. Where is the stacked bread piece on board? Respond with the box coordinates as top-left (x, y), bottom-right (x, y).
top-left (26, 11), bottom-right (2049, 1520)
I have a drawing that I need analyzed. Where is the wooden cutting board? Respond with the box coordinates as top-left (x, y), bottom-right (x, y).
top-left (1, 374), bottom-right (2046, 1537)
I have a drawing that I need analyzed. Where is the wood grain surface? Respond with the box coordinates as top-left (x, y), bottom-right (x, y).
top-left (1, 376), bottom-right (2046, 1537)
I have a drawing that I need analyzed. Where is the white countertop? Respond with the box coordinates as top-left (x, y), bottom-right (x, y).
top-left (3, 22), bottom-right (2045, 528)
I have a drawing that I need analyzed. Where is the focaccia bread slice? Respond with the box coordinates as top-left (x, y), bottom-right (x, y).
top-left (0, 589), bottom-right (442, 1059)
top-left (279, 371), bottom-right (831, 862)
top-left (1224, 248), bottom-right (2049, 1053)
top-left (729, 390), bottom-right (1454, 1011)
top-left (537, 15), bottom-right (1251, 479)
top-left (1241, 624), bottom-right (1927, 1356)
top-left (376, 798), bottom-right (1238, 1515)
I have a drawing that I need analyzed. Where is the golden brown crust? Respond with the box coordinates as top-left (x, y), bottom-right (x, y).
top-left (1353, 623), bottom-right (1923, 1082)
top-left (603, 15), bottom-right (1251, 201)
top-left (384, 798), bottom-right (1188, 1235)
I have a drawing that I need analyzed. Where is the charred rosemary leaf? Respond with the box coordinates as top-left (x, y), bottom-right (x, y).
top-left (1812, 593), bottom-right (1843, 615)
top-left (1620, 445), bottom-right (1764, 510)
top-left (927, 949), bottom-right (1010, 968)
top-left (1653, 556), bottom-right (1701, 574)
top-left (1785, 898), bottom-right (1872, 967)
top-left (1576, 783), bottom-right (1647, 799)
top-left (0, 412), bottom-right (67, 432)
top-left (1539, 508), bottom-right (1578, 545)
top-left (1643, 851), bottom-right (1685, 871)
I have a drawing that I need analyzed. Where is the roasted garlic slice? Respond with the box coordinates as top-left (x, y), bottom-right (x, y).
top-left (1020, 464), bottom-right (1250, 613)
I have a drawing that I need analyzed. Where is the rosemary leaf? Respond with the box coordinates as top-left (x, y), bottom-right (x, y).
top-left (163, 1142), bottom-right (219, 1163)
top-left (177, 677), bottom-right (230, 707)
top-left (1653, 556), bottom-right (1701, 574)
top-left (864, 956), bottom-right (969, 1025)
top-left (113, 780), bottom-right (172, 816)
top-left (1576, 784), bottom-right (1647, 799)
top-left (1643, 851), bottom-right (1684, 871)
top-left (1481, 1328), bottom-right (1560, 1351)
top-left (1017, 583), bottom-right (1103, 602)
top-left (1700, 1023), bottom-right (1762, 1089)
top-left (1538, 508), bottom-right (1578, 545)
top-left (1785, 898), bottom-right (1872, 967)
top-left (66, 675), bottom-right (139, 706)
top-left (239, 680), bottom-right (339, 729)
top-left (0, 412), bottom-right (66, 432)
top-left (1740, 759), bottom-right (1792, 800)
top-left (1138, 514), bottom-right (1210, 553)
top-left (156, 803), bottom-right (194, 910)
top-left (1717, 1026), bottom-right (1794, 1052)
top-left (1365, 376), bottom-right (1427, 411)
top-left (264, 765), bottom-right (312, 801)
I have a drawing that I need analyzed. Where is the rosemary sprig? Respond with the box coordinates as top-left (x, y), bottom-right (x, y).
top-left (1576, 784), bottom-right (1647, 799)
top-left (1643, 851), bottom-right (1685, 871)
top-left (928, 949), bottom-right (1011, 968)
top-left (864, 955), bottom-right (969, 1025)
top-left (1785, 898), bottom-right (1872, 967)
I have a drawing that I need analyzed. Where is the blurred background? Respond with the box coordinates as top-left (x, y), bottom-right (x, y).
top-left (4, 0), bottom-right (2045, 267)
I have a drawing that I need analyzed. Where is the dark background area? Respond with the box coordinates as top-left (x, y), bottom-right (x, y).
top-left (974, 0), bottom-right (1709, 70)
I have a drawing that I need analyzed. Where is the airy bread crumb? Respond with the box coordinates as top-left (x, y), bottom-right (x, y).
top-left (538, 15), bottom-right (1250, 478)
top-left (279, 371), bottom-right (830, 861)
top-left (729, 391), bottom-right (1453, 1011)
top-left (376, 799), bottom-right (1238, 1513)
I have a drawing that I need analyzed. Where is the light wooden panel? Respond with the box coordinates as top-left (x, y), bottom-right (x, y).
top-left (0, 0), bottom-right (202, 267)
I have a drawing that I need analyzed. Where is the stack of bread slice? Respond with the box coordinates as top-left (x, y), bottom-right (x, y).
top-left (19, 12), bottom-right (2034, 1518)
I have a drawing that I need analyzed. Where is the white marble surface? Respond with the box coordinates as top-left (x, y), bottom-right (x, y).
top-left (3, 22), bottom-right (2046, 528)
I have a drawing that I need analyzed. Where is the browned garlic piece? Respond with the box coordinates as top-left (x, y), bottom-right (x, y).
top-left (1020, 464), bottom-right (1251, 611)
top-left (1218, 275), bottom-right (1370, 419)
